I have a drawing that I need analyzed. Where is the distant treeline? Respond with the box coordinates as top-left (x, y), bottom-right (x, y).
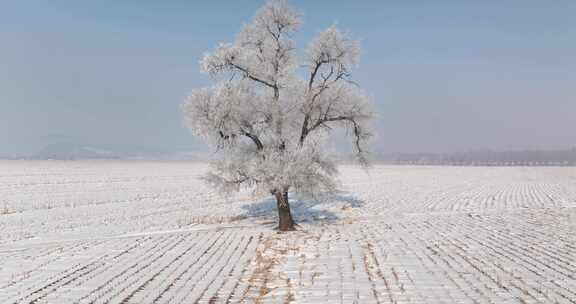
top-left (373, 149), bottom-right (576, 166)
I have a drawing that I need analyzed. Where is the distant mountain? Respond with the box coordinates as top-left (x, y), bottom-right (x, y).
top-left (33, 143), bottom-right (116, 160)
top-left (30, 142), bottom-right (209, 161)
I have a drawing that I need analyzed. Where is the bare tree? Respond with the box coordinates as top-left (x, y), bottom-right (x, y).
top-left (182, 0), bottom-right (374, 231)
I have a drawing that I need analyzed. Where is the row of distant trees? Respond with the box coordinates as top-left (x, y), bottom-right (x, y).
top-left (373, 149), bottom-right (576, 166)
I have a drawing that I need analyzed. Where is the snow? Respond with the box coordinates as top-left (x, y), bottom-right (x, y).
top-left (1, 161), bottom-right (576, 303)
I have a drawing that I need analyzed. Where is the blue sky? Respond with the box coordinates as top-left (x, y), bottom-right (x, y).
top-left (1, 0), bottom-right (575, 156)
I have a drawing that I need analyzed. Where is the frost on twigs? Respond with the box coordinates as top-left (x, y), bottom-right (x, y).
top-left (182, 0), bottom-right (374, 203)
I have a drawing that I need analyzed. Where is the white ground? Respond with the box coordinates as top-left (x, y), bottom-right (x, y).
top-left (1, 161), bottom-right (575, 303)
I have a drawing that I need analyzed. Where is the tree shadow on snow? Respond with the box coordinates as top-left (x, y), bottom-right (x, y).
top-left (238, 191), bottom-right (365, 229)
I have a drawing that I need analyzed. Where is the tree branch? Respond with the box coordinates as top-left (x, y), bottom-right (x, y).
top-left (307, 59), bottom-right (329, 90)
top-left (304, 115), bottom-right (369, 162)
top-left (228, 62), bottom-right (276, 89)
top-left (241, 130), bottom-right (264, 151)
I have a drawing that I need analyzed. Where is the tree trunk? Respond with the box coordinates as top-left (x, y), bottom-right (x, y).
top-left (274, 190), bottom-right (295, 231)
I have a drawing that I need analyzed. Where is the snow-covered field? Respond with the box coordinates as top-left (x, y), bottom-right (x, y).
top-left (1, 161), bottom-right (576, 303)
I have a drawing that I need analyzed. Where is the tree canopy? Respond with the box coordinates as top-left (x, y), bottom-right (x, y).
top-left (182, 0), bottom-right (374, 205)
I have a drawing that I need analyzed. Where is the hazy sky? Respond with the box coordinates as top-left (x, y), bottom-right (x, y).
top-left (1, 0), bottom-right (575, 156)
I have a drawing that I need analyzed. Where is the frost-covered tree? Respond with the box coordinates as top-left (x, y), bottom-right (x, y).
top-left (182, 0), bottom-right (373, 231)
